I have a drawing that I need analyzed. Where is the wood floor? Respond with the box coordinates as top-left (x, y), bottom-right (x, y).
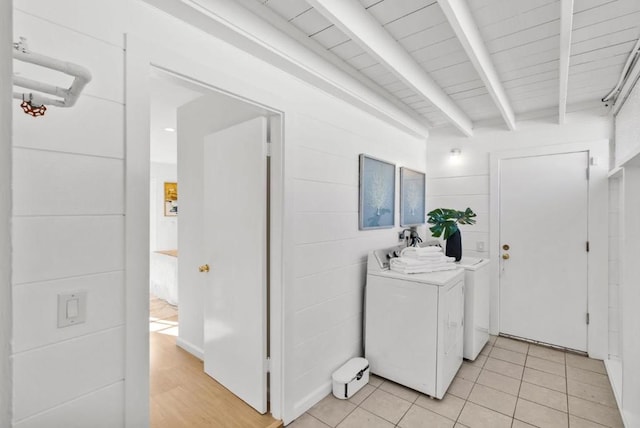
top-left (150, 297), bottom-right (282, 428)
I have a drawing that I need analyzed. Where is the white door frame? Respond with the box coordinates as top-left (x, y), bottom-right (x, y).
top-left (489, 140), bottom-right (609, 358)
top-left (0, 1), bottom-right (12, 426)
top-left (124, 35), bottom-right (285, 427)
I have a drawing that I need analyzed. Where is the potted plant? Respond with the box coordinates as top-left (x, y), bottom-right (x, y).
top-left (426, 207), bottom-right (476, 261)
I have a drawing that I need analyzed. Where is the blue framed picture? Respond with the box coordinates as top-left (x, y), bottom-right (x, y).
top-left (400, 167), bottom-right (425, 227)
top-left (359, 154), bottom-right (395, 230)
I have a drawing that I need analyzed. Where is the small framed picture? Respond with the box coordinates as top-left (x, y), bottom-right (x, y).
top-left (164, 182), bottom-right (178, 216)
top-left (359, 154), bottom-right (395, 230)
top-left (400, 167), bottom-right (425, 226)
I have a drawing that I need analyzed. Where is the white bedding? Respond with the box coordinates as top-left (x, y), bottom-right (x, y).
top-left (150, 251), bottom-right (178, 305)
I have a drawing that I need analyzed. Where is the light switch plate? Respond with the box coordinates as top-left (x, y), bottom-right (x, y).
top-left (58, 291), bottom-right (87, 328)
top-left (476, 241), bottom-right (485, 251)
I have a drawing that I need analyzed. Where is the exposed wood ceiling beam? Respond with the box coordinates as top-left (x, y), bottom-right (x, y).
top-left (438, 0), bottom-right (516, 131)
top-left (558, 0), bottom-right (574, 124)
top-left (308, 0), bottom-right (474, 136)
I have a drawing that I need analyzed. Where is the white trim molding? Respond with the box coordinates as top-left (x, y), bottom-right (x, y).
top-left (0, 0), bottom-right (13, 426)
top-left (175, 338), bottom-right (204, 361)
top-left (124, 35), bottom-right (151, 428)
top-left (124, 33), bottom-right (286, 425)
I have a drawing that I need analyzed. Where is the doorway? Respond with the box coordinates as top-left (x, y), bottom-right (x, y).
top-left (498, 151), bottom-right (589, 351)
top-left (145, 68), bottom-right (282, 426)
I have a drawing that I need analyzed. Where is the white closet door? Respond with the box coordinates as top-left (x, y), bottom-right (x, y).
top-left (203, 117), bottom-right (268, 413)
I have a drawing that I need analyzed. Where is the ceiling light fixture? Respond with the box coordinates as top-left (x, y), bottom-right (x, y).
top-left (164, 127), bottom-right (176, 132)
top-left (450, 148), bottom-right (462, 157)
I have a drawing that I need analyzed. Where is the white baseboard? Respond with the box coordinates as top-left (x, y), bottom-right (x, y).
top-left (288, 381), bottom-right (332, 425)
top-left (176, 337), bottom-right (204, 360)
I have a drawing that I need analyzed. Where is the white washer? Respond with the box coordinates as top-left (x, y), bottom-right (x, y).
top-left (457, 257), bottom-right (491, 361)
top-left (365, 247), bottom-right (465, 399)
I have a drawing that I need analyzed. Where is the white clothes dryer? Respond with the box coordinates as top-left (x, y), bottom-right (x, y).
top-left (364, 247), bottom-right (465, 399)
top-left (457, 257), bottom-right (491, 361)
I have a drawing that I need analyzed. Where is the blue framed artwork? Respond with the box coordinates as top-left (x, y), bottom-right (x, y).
top-left (359, 154), bottom-right (395, 230)
top-left (400, 167), bottom-right (425, 227)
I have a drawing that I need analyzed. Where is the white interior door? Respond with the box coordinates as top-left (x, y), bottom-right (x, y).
top-left (203, 116), bottom-right (268, 413)
top-left (500, 151), bottom-right (588, 351)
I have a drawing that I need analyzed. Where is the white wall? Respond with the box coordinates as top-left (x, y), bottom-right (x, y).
top-left (427, 114), bottom-right (611, 357)
top-left (150, 162), bottom-right (177, 251)
top-left (289, 111), bottom-right (427, 417)
top-left (1, 0), bottom-right (13, 425)
top-left (613, 79), bottom-right (640, 426)
top-left (615, 76), bottom-right (640, 166)
top-left (620, 167), bottom-right (640, 427)
top-left (606, 173), bottom-right (623, 405)
top-left (608, 177), bottom-right (621, 362)
top-left (10, 1), bottom-right (127, 426)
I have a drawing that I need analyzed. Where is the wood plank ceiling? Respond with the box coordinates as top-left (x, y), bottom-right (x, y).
top-left (254, 0), bottom-right (640, 135)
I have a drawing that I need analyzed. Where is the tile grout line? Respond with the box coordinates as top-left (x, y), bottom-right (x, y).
top-left (340, 375), bottom-right (385, 427)
top-left (307, 337), bottom-right (619, 428)
top-left (565, 351), bottom-right (570, 426)
top-left (511, 346), bottom-right (527, 427)
top-left (455, 342), bottom-right (492, 425)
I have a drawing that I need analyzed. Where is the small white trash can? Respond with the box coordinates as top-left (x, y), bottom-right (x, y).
top-left (332, 357), bottom-right (369, 399)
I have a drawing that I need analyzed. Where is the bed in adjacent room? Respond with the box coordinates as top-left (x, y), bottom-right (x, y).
top-left (150, 249), bottom-right (178, 305)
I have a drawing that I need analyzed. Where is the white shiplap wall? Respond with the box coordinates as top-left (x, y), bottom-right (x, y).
top-left (11, 1), bottom-right (127, 426)
top-left (613, 78), bottom-right (640, 426)
top-left (289, 112), bottom-right (427, 413)
top-left (615, 71), bottom-right (640, 166)
top-left (1, 0), bottom-right (13, 426)
top-left (606, 173), bottom-right (623, 404)
top-left (608, 177), bottom-right (621, 362)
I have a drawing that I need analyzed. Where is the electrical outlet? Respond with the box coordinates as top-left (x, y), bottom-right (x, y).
top-left (476, 241), bottom-right (485, 251)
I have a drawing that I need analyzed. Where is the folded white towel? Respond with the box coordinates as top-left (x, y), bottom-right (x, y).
top-left (401, 246), bottom-right (442, 257)
top-left (391, 257), bottom-right (429, 267)
top-left (390, 257), bottom-right (453, 268)
top-left (390, 263), bottom-right (458, 274)
top-left (403, 252), bottom-right (443, 260)
top-left (396, 254), bottom-right (455, 263)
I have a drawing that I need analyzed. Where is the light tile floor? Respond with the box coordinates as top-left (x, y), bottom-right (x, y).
top-left (288, 336), bottom-right (624, 428)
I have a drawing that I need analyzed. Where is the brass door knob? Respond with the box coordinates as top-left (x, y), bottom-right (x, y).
top-left (199, 264), bottom-right (210, 273)
top-left (502, 244), bottom-right (510, 251)
top-left (502, 254), bottom-right (510, 260)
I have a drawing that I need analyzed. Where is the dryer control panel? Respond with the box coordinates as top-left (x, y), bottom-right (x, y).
top-left (372, 246), bottom-right (403, 270)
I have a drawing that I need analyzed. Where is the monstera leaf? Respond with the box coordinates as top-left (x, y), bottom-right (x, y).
top-left (427, 207), bottom-right (476, 240)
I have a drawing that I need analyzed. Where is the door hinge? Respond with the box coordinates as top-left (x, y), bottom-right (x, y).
top-left (265, 357), bottom-right (271, 373)
top-left (586, 241), bottom-right (590, 252)
top-left (266, 141), bottom-right (271, 157)
top-left (586, 313), bottom-right (590, 325)
top-left (586, 167), bottom-right (590, 180)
